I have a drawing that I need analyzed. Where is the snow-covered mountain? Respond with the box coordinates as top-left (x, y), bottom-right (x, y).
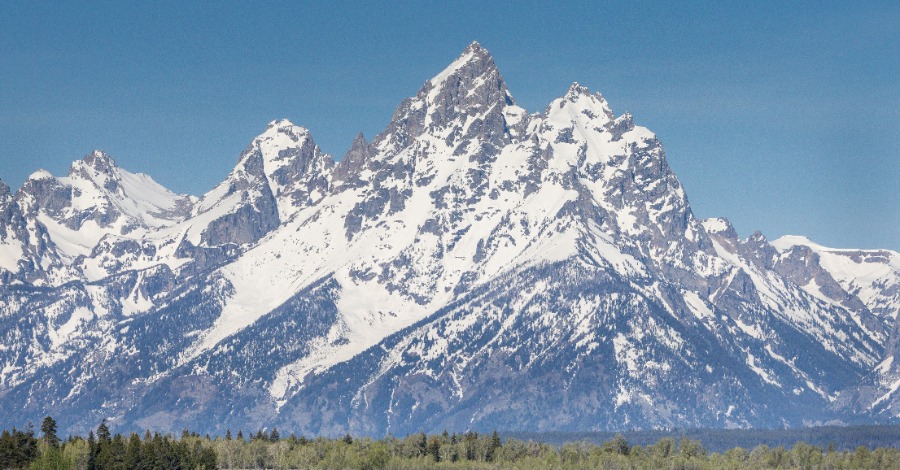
top-left (0, 42), bottom-right (897, 435)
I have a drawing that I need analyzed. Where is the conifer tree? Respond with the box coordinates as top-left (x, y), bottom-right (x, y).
top-left (603, 433), bottom-right (629, 456)
top-left (40, 416), bottom-right (59, 448)
top-left (125, 433), bottom-right (142, 469)
top-left (96, 419), bottom-right (111, 444)
top-left (0, 430), bottom-right (11, 468)
top-left (428, 436), bottom-right (441, 462)
top-left (87, 430), bottom-right (97, 470)
top-left (106, 434), bottom-right (127, 469)
top-left (416, 432), bottom-right (427, 457)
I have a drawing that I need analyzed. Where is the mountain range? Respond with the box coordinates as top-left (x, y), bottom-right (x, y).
top-left (1, 42), bottom-right (898, 436)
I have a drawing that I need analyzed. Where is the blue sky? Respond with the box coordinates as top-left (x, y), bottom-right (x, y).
top-left (1, 1), bottom-right (897, 250)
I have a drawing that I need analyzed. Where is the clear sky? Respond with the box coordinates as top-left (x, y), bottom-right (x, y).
top-left (1, 1), bottom-right (897, 250)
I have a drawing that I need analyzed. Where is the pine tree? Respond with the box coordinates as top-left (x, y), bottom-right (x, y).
top-left (125, 433), bottom-right (142, 469)
top-left (225, 429), bottom-right (232, 441)
top-left (237, 430), bottom-right (244, 441)
top-left (428, 436), bottom-right (441, 462)
top-left (485, 430), bottom-right (501, 462)
top-left (15, 426), bottom-right (38, 468)
top-left (107, 434), bottom-right (127, 469)
top-left (198, 443), bottom-right (218, 470)
top-left (603, 433), bottom-right (629, 456)
top-left (416, 432), bottom-right (427, 457)
top-left (40, 416), bottom-right (59, 448)
top-left (0, 430), bottom-right (11, 468)
top-left (87, 430), bottom-right (97, 470)
top-left (270, 427), bottom-right (280, 442)
top-left (491, 430), bottom-right (502, 450)
top-left (97, 419), bottom-right (111, 444)
top-left (0, 427), bottom-right (34, 469)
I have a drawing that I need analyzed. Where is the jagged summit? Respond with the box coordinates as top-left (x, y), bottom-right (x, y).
top-left (68, 149), bottom-right (119, 177)
top-left (266, 118), bottom-right (296, 128)
top-left (252, 119), bottom-right (317, 160)
top-left (424, 41), bottom-right (513, 107)
top-left (349, 131), bottom-right (367, 148)
top-left (565, 81), bottom-right (590, 96)
top-left (548, 81), bottom-right (615, 124)
top-left (25, 169), bottom-right (54, 181)
top-left (428, 41), bottom-right (498, 84)
top-left (702, 217), bottom-right (739, 239)
top-left (81, 149), bottom-right (115, 164)
top-left (378, 44), bottom-right (516, 160)
top-left (333, 132), bottom-right (370, 185)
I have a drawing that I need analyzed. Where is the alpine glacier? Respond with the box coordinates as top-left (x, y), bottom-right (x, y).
top-left (0, 42), bottom-right (897, 435)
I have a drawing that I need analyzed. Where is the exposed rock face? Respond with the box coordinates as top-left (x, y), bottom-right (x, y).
top-left (0, 42), bottom-right (897, 436)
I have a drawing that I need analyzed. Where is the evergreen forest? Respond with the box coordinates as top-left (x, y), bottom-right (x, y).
top-left (5, 417), bottom-right (900, 469)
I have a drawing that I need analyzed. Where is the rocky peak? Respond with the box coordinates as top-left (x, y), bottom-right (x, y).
top-left (75, 149), bottom-right (117, 172)
top-left (422, 41), bottom-right (514, 126)
top-left (257, 119), bottom-right (312, 147)
top-left (0, 179), bottom-right (19, 226)
top-left (739, 231), bottom-right (778, 270)
top-left (16, 149), bottom-right (194, 241)
top-left (191, 119), bottom-right (334, 245)
top-left (373, 41), bottom-right (517, 154)
top-left (333, 132), bottom-right (371, 186)
top-left (558, 82), bottom-right (614, 121)
top-left (346, 132), bottom-right (369, 159)
top-left (16, 169), bottom-right (70, 218)
top-left (702, 217), bottom-right (739, 240)
top-left (425, 41), bottom-right (511, 103)
top-left (543, 82), bottom-right (616, 143)
top-left (69, 150), bottom-right (122, 189)
top-left (218, 120), bottom-right (321, 190)
top-left (248, 119), bottom-right (333, 211)
top-left (0, 180), bottom-right (19, 238)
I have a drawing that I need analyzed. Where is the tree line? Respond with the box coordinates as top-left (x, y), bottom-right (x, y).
top-left (5, 416), bottom-right (900, 469)
top-left (509, 425), bottom-right (900, 453)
